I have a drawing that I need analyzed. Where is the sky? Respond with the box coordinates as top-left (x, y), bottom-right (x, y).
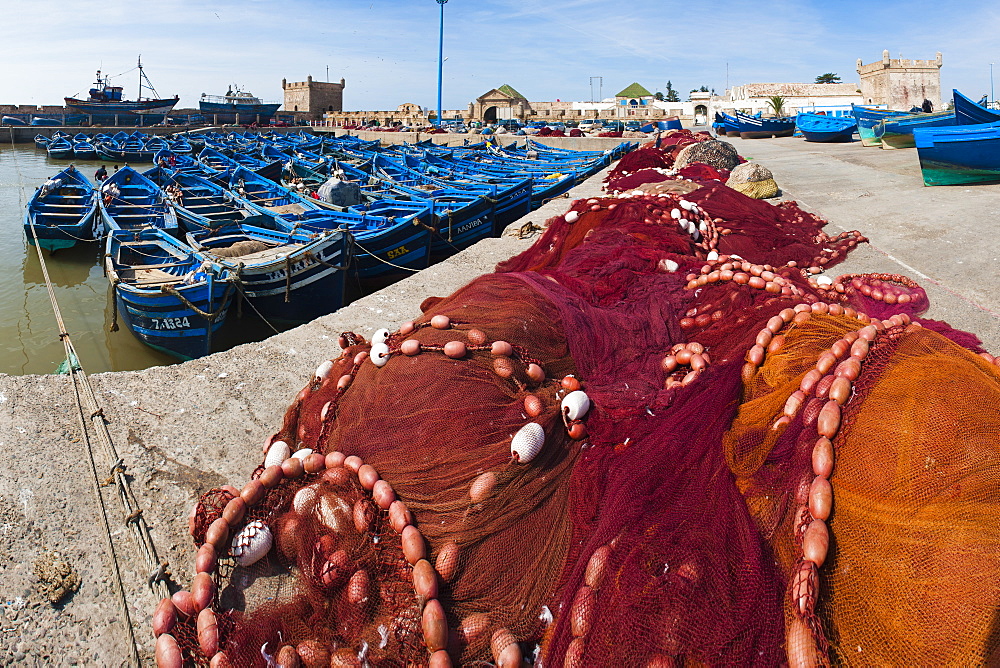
top-left (2, 0), bottom-right (999, 111)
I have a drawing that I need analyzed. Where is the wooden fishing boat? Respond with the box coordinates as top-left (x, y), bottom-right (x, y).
top-left (34, 134), bottom-right (50, 149)
top-left (875, 110), bottom-right (957, 149)
top-left (795, 113), bottom-right (857, 142)
top-left (23, 165), bottom-right (100, 251)
top-left (914, 120), bottom-right (1000, 186)
top-left (46, 137), bottom-right (75, 159)
top-left (952, 89), bottom-right (1000, 125)
top-left (104, 228), bottom-right (234, 360)
top-left (72, 138), bottom-right (98, 160)
top-left (734, 112), bottom-right (796, 139)
top-left (186, 220), bottom-right (349, 323)
top-left (144, 166), bottom-right (252, 229)
top-left (228, 166), bottom-right (322, 217)
top-left (385, 154), bottom-right (532, 232)
top-left (2, 115), bottom-right (27, 125)
top-left (268, 204), bottom-right (433, 283)
top-left (334, 161), bottom-right (496, 259)
top-left (849, 105), bottom-right (908, 147)
top-left (152, 149), bottom-right (218, 178)
top-left (98, 165), bottom-right (179, 233)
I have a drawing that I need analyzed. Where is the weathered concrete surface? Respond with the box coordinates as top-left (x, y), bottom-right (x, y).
top-left (725, 135), bottom-right (1000, 351)
top-left (1, 136), bottom-right (998, 665)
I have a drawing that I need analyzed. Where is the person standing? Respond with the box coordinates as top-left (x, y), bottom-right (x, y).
top-left (95, 165), bottom-right (108, 182)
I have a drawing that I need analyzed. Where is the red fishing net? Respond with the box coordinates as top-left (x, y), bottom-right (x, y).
top-left (154, 157), bottom-right (1000, 668)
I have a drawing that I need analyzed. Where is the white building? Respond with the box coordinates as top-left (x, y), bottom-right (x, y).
top-left (721, 83), bottom-right (865, 117)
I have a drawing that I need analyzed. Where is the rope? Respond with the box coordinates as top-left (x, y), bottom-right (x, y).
top-left (159, 280), bottom-right (236, 322)
top-left (349, 236), bottom-right (422, 272)
top-left (13, 133), bottom-right (170, 666)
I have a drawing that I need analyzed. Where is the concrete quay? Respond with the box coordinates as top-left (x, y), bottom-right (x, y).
top-left (0, 136), bottom-right (997, 664)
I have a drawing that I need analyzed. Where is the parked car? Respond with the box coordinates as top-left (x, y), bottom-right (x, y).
top-left (579, 119), bottom-right (603, 132)
top-left (602, 120), bottom-right (624, 132)
top-left (624, 120), bottom-right (642, 132)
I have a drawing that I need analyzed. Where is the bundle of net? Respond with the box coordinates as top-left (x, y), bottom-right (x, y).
top-left (152, 181), bottom-right (1000, 667)
top-left (605, 136), bottom-right (738, 194)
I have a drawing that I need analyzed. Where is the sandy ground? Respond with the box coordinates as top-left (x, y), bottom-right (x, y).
top-left (1, 134), bottom-right (998, 666)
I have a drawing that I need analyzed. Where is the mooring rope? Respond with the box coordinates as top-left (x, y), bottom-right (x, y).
top-left (11, 133), bottom-right (171, 666)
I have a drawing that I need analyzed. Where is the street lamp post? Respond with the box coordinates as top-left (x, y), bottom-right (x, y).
top-left (436, 0), bottom-right (448, 126)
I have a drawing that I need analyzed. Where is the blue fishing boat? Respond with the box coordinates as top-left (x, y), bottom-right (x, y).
top-left (144, 167), bottom-right (250, 229)
top-left (875, 110), bottom-right (957, 149)
top-left (734, 112), bottom-right (796, 139)
top-left (104, 228), bottom-right (234, 359)
top-left (34, 134), bottom-right (50, 149)
top-left (268, 202), bottom-right (433, 282)
top-left (31, 117), bottom-right (61, 126)
top-left (97, 135), bottom-right (156, 162)
top-left (72, 138), bottom-right (98, 160)
top-left (228, 166), bottom-right (323, 214)
top-left (23, 165), bottom-right (100, 251)
top-left (795, 113), bottom-right (857, 142)
top-left (952, 89), bottom-right (1000, 126)
top-left (385, 154), bottom-right (532, 232)
top-left (46, 137), bottom-right (75, 159)
top-left (2, 115), bottom-right (27, 125)
top-left (849, 105), bottom-right (908, 147)
top-left (186, 221), bottom-right (350, 323)
top-left (98, 166), bottom-right (179, 233)
top-left (334, 161), bottom-right (496, 259)
top-left (153, 148), bottom-right (218, 178)
top-left (914, 120), bottom-right (1000, 186)
top-left (64, 58), bottom-right (178, 126)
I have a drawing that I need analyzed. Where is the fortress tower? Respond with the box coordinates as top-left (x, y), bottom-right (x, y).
top-left (857, 50), bottom-right (943, 111)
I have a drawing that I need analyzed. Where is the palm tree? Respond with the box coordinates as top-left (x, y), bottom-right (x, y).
top-left (815, 73), bottom-right (841, 84)
top-left (766, 95), bottom-right (786, 117)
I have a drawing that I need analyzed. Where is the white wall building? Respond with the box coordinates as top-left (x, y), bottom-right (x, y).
top-left (720, 83), bottom-right (865, 117)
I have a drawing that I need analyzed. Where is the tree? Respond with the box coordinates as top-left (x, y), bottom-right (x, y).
top-left (815, 72), bottom-right (841, 84)
top-left (654, 91), bottom-right (664, 101)
top-left (665, 81), bottom-right (680, 103)
top-left (766, 95), bottom-right (786, 117)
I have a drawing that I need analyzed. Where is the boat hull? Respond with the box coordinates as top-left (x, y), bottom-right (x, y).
top-left (735, 113), bottom-right (796, 139)
top-left (800, 129), bottom-right (854, 142)
top-left (199, 100), bottom-right (281, 124)
top-left (914, 122), bottom-right (1000, 186)
top-left (64, 96), bottom-right (178, 125)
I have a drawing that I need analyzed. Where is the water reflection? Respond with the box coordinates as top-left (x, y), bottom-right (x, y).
top-left (22, 240), bottom-right (102, 287)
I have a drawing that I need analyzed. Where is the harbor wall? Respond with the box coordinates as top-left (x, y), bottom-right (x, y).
top-left (310, 128), bottom-right (648, 151)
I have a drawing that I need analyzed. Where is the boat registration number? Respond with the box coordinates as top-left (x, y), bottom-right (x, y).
top-left (386, 245), bottom-right (409, 260)
top-left (152, 317), bottom-right (191, 330)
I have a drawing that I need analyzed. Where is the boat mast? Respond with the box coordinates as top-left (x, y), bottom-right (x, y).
top-left (137, 55), bottom-right (143, 101)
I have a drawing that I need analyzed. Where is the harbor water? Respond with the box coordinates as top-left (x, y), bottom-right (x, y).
top-left (0, 143), bottom-right (290, 375)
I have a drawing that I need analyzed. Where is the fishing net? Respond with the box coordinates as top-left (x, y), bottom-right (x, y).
top-left (726, 162), bottom-right (779, 199)
top-left (154, 158), bottom-right (1000, 667)
top-left (673, 139), bottom-right (741, 172)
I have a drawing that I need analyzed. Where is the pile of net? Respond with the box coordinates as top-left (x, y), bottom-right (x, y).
top-left (605, 133), bottom-right (739, 193)
top-left (154, 171), bottom-right (1000, 667)
top-left (726, 161), bottom-right (780, 199)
